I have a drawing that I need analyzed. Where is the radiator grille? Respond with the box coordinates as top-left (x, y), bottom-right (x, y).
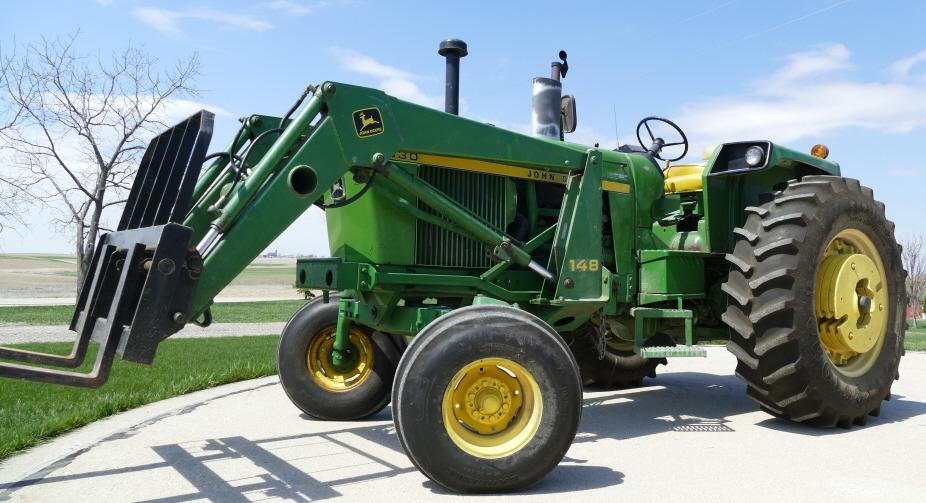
top-left (415, 166), bottom-right (507, 268)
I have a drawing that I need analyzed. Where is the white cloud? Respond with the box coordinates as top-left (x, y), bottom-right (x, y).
top-left (378, 78), bottom-right (442, 109)
top-left (677, 44), bottom-right (926, 150)
top-left (327, 47), bottom-right (442, 108)
top-left (766, 43), bottom-right (852, 85)
top-left (889, 49), bottom-right (926, 80)
top-left (95, 0), bottom-right (114, 6)
top-left (133, 7), bottom-right (272, 35)
top-left (151, 97), bottom-right (233, 122)
top-left (327, 48), bottom-right (417, 81)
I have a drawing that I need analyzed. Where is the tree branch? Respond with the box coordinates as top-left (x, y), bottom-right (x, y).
top-left (0, 31), bottom-right (201, 289)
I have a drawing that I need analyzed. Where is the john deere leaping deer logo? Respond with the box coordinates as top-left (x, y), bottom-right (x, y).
top-left (352, 107), bottom-right (384, 137)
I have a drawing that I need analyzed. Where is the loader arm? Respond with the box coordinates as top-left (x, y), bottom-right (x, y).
top-left (184, 81), bottom-right (592, 316)
top-left (0, 81), bottom-right (596, 387)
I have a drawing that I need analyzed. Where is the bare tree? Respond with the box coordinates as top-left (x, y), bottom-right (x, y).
top-left (902, 233), bottom-right (926, 328)
top-left (0, 33), bottom-right (200, 291)
top-left (0, 44), bottom-right (26, 231)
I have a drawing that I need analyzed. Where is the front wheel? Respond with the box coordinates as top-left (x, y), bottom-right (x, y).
top-left (392, 305), bottom-right (583, 493)
top-left (277, 296), bottom-right (402, 420)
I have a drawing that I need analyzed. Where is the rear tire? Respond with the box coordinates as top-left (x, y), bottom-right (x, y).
top-left (392, 305), bottom-right (582, 493)
top-left (722, 176), bottom-right (905, 427)
top-left (277, 296), bottom-right (401, 420)
top-left (562, 324), bottom-right (670, 388)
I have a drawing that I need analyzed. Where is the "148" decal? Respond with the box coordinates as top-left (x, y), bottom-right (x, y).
top-left (568, 259), bottom-right (599, 272)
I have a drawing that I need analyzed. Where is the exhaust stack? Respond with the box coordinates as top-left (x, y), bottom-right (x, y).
top-left (438, 39), bottom-right (468, 115)
top-left (532, 50), bottom-right (568, 139)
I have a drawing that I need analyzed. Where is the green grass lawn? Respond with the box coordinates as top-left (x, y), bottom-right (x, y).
top-left (907, 319), bottom-right (926, 351)
top-left (0, 336), bottom-right (279, 460)
top-left (0, 299), bottom-right (309, 326)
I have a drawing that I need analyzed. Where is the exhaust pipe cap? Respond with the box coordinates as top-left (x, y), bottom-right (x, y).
top-left (438, 39), bottom-right (468, 58)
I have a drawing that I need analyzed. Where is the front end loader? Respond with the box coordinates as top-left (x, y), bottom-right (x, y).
top-left (0, 40), bottom-right (906, 492)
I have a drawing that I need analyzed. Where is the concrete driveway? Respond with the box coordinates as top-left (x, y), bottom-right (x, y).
top-left (2, 347), bottom-right (924, 502)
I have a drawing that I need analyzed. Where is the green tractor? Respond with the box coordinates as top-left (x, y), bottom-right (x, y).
top-left (0, 40), bottom-right (906, 492)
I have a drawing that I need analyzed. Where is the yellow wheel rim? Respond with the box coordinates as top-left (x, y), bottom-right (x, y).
top-left (442, 357), bottom-right (543, 459)
top-left (306, 326), bottom-right (374, 392)
top-left (814, 228), bottom-right (889, 376)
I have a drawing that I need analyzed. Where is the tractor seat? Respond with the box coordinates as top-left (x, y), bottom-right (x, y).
top-left (663, 163), bottom-right (706, 194)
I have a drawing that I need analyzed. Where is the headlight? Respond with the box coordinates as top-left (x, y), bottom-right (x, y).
top-left (744, 146), bottom-right (765, 167)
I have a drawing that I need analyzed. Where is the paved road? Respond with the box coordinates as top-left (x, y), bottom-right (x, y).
top-left (0, 323), bottom-right (285, 345)
top-left (2, 347), bottom-right (924, 502)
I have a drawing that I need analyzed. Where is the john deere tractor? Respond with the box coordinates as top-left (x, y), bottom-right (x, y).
top-left (0, 40), bottom-right (906, 492)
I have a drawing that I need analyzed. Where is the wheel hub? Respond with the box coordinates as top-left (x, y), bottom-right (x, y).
top-left (815, 230), bottom-right (889, 372)
top-left (306, 327), bottom-right (374, 392)
top-left (442, 357), bottom-right (542, 458)
top-left (452, 366), bottom-right (522, 434)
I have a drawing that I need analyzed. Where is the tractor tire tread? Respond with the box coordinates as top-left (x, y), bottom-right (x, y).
top-left (722, 175), bottom-right (905, 428)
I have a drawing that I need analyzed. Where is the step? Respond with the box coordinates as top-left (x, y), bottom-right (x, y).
top-left (639, 345), bottom-right (707, 358)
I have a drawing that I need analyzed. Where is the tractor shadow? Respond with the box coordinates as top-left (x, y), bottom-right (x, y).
top-left (754, 393), bottom-right (926, 436)
top-left (3, 419), bottom-right (414, 502)
top-left (421, 464), bottom-right (625, 496)
top-left (576, 371), bottom-right (754, 442)
top-left (575, 371), bottom-right (926, 441)
top-left (5, 371), bottom-right (924, 501)
top-left (4, 408), bottom-right (624, 502)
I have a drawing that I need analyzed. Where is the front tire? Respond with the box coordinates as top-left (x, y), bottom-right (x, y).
top-left (722, 176), bottom-right (905, 427)
top-left (392, 305), bottom-right (582, 493)
top-left (277, 296), bottom-right (401, 420)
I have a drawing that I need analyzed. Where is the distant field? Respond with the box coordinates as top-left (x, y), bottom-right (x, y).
top-left (0, 254), bottom-right (79, 298)
top-left (0, 254), bottom-right (301, 301)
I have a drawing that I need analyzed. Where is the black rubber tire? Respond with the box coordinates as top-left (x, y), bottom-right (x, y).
top-left (722, 175), bottom-right (906, 427)
top-left (392, 305), bottom-right (582, 493)
top-left (562, 324), bottom-right (670, 388)
top-left (277, 296), bottom-right (402, 420)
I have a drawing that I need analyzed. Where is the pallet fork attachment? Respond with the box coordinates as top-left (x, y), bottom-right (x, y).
top-left (0, 111), bottom-right (214, 387)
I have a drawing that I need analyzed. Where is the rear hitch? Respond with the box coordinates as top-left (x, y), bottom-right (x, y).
top-left (0, 111), bottom-right (214, 387)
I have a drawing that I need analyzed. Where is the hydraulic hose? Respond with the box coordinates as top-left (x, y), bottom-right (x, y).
top-left (223, 127), bottom-right (284, 197)
top-left (315, 172), bottom-right (377, 210)
top-left (208, 92), bottom-right (324, 235)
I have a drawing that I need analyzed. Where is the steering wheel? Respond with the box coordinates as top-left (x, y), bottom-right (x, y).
top-left (635, 117), bottom-right (688, 162)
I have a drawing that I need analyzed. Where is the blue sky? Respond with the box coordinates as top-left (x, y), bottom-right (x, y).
top-left (2, 0), bottom-right (925, 255)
